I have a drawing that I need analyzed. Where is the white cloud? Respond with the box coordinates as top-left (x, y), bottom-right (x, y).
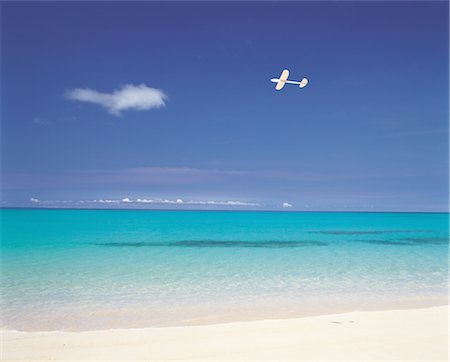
top-left (33, 117), bottom-right (51, 126)
top-left (135, 198), bottom-right (154, 203)
top-left (26, 197), bottom-right (260, 208)
top-left (201, 200), bottom-right (259, 206)
top-left (130, 198), bottom-right (259, 206)
top-left (282, 202), bottom-right (293, 208)
top-left (66, 84), bottom-right (167, 116)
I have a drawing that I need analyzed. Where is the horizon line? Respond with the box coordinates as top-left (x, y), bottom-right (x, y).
top-left (1, 206), bottom-right (449, 214)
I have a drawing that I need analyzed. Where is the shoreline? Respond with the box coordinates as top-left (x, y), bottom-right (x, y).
top-left (3, 296), bottom-right (447, 333)
top-left (3, 305), bottom-right (448, 361)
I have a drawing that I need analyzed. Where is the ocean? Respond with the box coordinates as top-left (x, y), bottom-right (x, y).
top-left (1, 209), bottom-right (448, 331)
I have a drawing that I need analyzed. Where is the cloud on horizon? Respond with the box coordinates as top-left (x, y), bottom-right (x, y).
top-left (66, 84), bottom-right (167, 116)
top-left (28, 197), bottom-right (260, 207)
top-left (131, 198), bottom-right (259, 206)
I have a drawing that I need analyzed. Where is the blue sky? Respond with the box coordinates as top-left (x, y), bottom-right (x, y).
top-left (1, 1), bottom-right (448, 211)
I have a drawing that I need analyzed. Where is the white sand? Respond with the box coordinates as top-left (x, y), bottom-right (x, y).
top-left (2, 306), bottom-right (448, 361)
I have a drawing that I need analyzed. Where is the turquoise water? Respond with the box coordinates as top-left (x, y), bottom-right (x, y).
top-left (1, 209), bottom-right (448, 331)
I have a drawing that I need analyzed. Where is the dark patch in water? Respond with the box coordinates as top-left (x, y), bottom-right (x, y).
top-left (173, 240), bottom-right (327, 248)
top-left (399, 237), bottom-right (449, 245)
top-left (93, 242), bottom-right (166, 248)
top-left (309, 230), bottom-right (432, 235)
top-left (356, 237), bottom-right (449, 246)
top-left (95, 236), bottom-right (448, 248)
top-left (94, 240), bottom-right (328, 248)
top-left (97, 242), bottom-right (151, 247)
top-left (355, 239), bottom-right (412, 246)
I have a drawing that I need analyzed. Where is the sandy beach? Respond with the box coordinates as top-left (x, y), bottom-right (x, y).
top-left (2, 305), bottom-right (448, 361)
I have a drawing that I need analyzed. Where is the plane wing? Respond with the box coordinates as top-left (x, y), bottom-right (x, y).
top-left (275, 69), bottom-right (289, 90)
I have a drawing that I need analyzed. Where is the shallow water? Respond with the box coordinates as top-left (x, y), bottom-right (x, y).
top-left (1, 209), bottom-right (448, 331)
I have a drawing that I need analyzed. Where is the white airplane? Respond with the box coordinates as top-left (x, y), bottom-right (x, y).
top-left (271, 69), bottom-right (308, 90)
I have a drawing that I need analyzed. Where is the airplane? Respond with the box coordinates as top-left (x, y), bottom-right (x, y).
top-left (270, 69), bottom-right (308, 90)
